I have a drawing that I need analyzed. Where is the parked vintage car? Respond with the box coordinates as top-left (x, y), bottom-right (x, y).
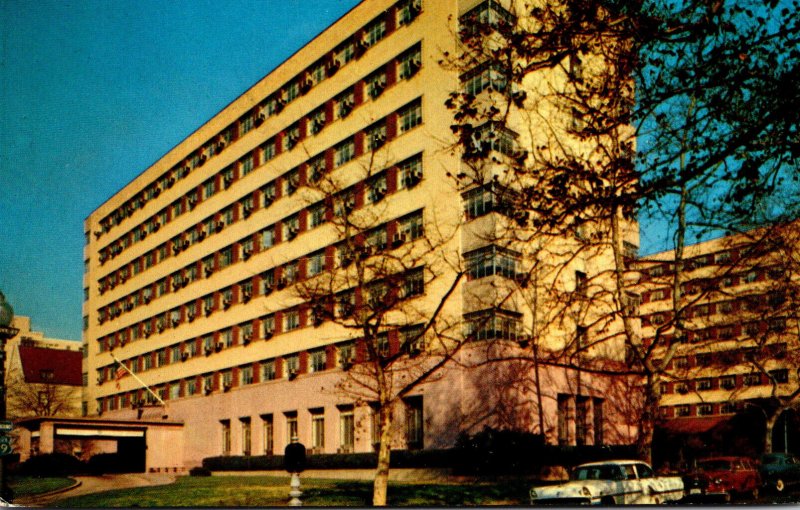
top-left (683, 456), bottom-right (761, 501)
top-left (760, 452), bottom-right (800, 493)
top-left (529, 460), bottom-right (684, 505)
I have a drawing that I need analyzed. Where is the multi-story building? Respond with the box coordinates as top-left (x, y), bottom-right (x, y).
top-left (639, 226), bottom-right (800, 460)
top-left (81, 0), bottom-right (638, 469)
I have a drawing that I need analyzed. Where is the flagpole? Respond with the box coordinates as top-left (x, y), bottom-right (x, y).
top-left (108, 351), bottom-right (167, 408)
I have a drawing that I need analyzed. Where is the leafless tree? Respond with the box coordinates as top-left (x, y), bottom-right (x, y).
top-left (446, 0), bottom-right (800, 463)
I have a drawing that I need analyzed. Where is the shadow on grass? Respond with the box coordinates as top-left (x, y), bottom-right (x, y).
top-left (51, 476), bottom-right (530, 507)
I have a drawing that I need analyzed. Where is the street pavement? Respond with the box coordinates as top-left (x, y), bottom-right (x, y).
top-left (16, 473), bottom-right (176, 507)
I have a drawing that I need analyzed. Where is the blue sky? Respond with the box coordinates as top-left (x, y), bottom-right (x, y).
top-left (0, 0), bottom-right (361, 340)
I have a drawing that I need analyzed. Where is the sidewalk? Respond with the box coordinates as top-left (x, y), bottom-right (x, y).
top-left (16, 473), bottom-right (176, 507)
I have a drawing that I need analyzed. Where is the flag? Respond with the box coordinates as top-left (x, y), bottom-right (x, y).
top-left (115, 363), bottom-right (129, 388)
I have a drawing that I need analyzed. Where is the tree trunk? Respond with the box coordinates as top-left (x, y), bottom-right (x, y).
top-left (764, 409), bottom-right (781, 454)
top-left (636, 376), bottom-right (657, 465)
top-left (372, 405), bottom-right (394, 506)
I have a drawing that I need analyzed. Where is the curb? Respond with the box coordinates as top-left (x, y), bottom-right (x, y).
top-left (15, 479), bottom-right (82, 504)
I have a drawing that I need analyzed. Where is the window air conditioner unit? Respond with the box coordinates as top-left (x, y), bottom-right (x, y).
top-left (216, 342), bottom-right (224, 352)
top-left (288, 369), bottom-right (298, 381)
top-left (204, 384), bottom-right (213, 395)
top-left (392, 232), bottom-right (406, 247)
top-left (243, 334), bottom-right (252, 345)
top-left (181, 351), bottom-right (189, 362)
top-left (205, 346), bottom-right (213, 356)
top-left (223, 382), bottom-right (232, 392)
top-left (264, 329), bottom-right (274, 339)
top-left (243, 291), bottom-right (252, 303)
top-left (204, 306), bottom-right (213, 317)
top-left (223, 299), bottom-right (232, 310)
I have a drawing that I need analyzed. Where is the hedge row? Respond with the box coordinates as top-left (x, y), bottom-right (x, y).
top-left (203, 434), bottom-right (636, 475)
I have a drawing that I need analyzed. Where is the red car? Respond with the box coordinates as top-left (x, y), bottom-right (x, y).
top-left (691, 456), bottom-right (761, 501)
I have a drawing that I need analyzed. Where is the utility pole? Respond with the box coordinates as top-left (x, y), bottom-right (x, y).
top-left (0, 292), bottom-right (19, 503)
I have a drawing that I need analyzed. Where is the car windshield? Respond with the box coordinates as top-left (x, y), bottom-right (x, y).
top-left (572, 465), bottom-right (623, 481)
top-left (762, 455), bottom-right (782, 464)
top-left (698, 460), bottom-right (731, 471)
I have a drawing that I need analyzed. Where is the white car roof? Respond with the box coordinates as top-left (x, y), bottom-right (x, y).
top-left (577, 459), bottom-right (644, 468)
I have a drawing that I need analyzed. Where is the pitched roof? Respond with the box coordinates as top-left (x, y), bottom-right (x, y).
top-left (18, 345), bottom-right (82, 386)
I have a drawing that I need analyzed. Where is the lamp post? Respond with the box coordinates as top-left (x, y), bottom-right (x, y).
top-left (0, 292), bottom-right (19, 502)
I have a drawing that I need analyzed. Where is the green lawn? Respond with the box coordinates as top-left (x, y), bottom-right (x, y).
top-left (9, 477), bottom-right (76, 498)
top-left (52, 475), bottom-right (531, 507)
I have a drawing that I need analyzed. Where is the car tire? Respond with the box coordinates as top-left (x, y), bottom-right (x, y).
top-left (775, 479), bottom-right (785, 493)
top-left (601, 496), bottom-right (615, 505)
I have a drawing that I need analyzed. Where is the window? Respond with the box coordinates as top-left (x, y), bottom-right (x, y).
top-left (698, 404), bottom-right (714, 416)
top-left (397, 0), bottom-right (422, 25)
top-left (462, 64), bottom-right (507, 95)
top-left (170, 382), bottom-right (180, 400)
top-left (339, 406), bottom-right (355, 453)
top-left (311, 409), bottom-right (325, 451)
top-left (397, 46), bottom-right (422, 79)
top-left (364, 18), bottom-right (386, 46)
top-left (240, 365), bottom-right (254, 385)
top-left (463, 185), bottom-right (496, 218)
top-left (576, 396), bottom-right (589, 446)
top-left (263, 414), bottom-right (274, 455)
top-left (285, 354), bottom-right (300, 376)
top-left (720, 375), bottom-right (736, 389)
top-left (769, 369), bottom-right (789, 384)
top-left (744, 373), bottom-right (761, 386)
top-left (285, 412), bottom-right (298, 443)
top-left (403, 268), bottom-right (425, 298)
top-left (401, 325), bottom-right (425, 355)
top-left (397, 154), bottom-right (423, 189)
top-left (261, 226), bottom-right (275, 249)
top-left (261, 360), bottom-right (276, 381)
top-left (462, 0), bottom-right (515, 29)
top-left (306, 251), bottom-right (325, 278)
top-left (465, 245), bottom-right (519, 280)
top-left (676, 405), bottom-right (691, 417)
top-left (406, 397), bottom-right (424, 449)
top-left (309, 203), bottom-right (326, 228)
top-left (186, 378), bottom-right (197, 396)
top-left (593, 398), bottom-right (604, 446)
top-left (221, 420), bottom-right (231, 455)
top-left (283, 215), bottom-right (300, 242)
top-left (397, 210), bottom-right (424, 241)
top-left (366, 71), bottom-right (388, 100)
top-left (338, 342), bottom-right (356, 366)
top-left (220, 328), bottom-right (232, 348)
top-left (241, 418), bottom-right (252, 456)
top-left (262, 313), bottom-right (276, 337)
top-left (366, 124), bottom-right (388, 151)
top-left (469, 122), bottom-right (517, 156)
top-left (696, 378), bottom-right (712, 391)
top-left (398, 100), bottom-right (422, 133)
top-left (464, 309), bottom-right (521, 341)
top-left (240, 154), bottom-right (254, 177)
top-left (335, 139), bottom-right (355, 167)
top-left (336, 90), bottom-right (355, 119)
top-left (335, 41), bottom-right (355, 66)
top-left (310, 350), bottom-right (327, 372)
top-left (745, 270), bottom-right (759, 283)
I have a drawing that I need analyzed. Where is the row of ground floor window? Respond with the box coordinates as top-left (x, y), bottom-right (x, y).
top-left (219, 396), bottom-right (424, 457)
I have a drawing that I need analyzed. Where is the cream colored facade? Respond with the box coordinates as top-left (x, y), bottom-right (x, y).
top-left (639, 229), bottom-right (800, 423)
top-left (83, 0), bottom-right (638, 469)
